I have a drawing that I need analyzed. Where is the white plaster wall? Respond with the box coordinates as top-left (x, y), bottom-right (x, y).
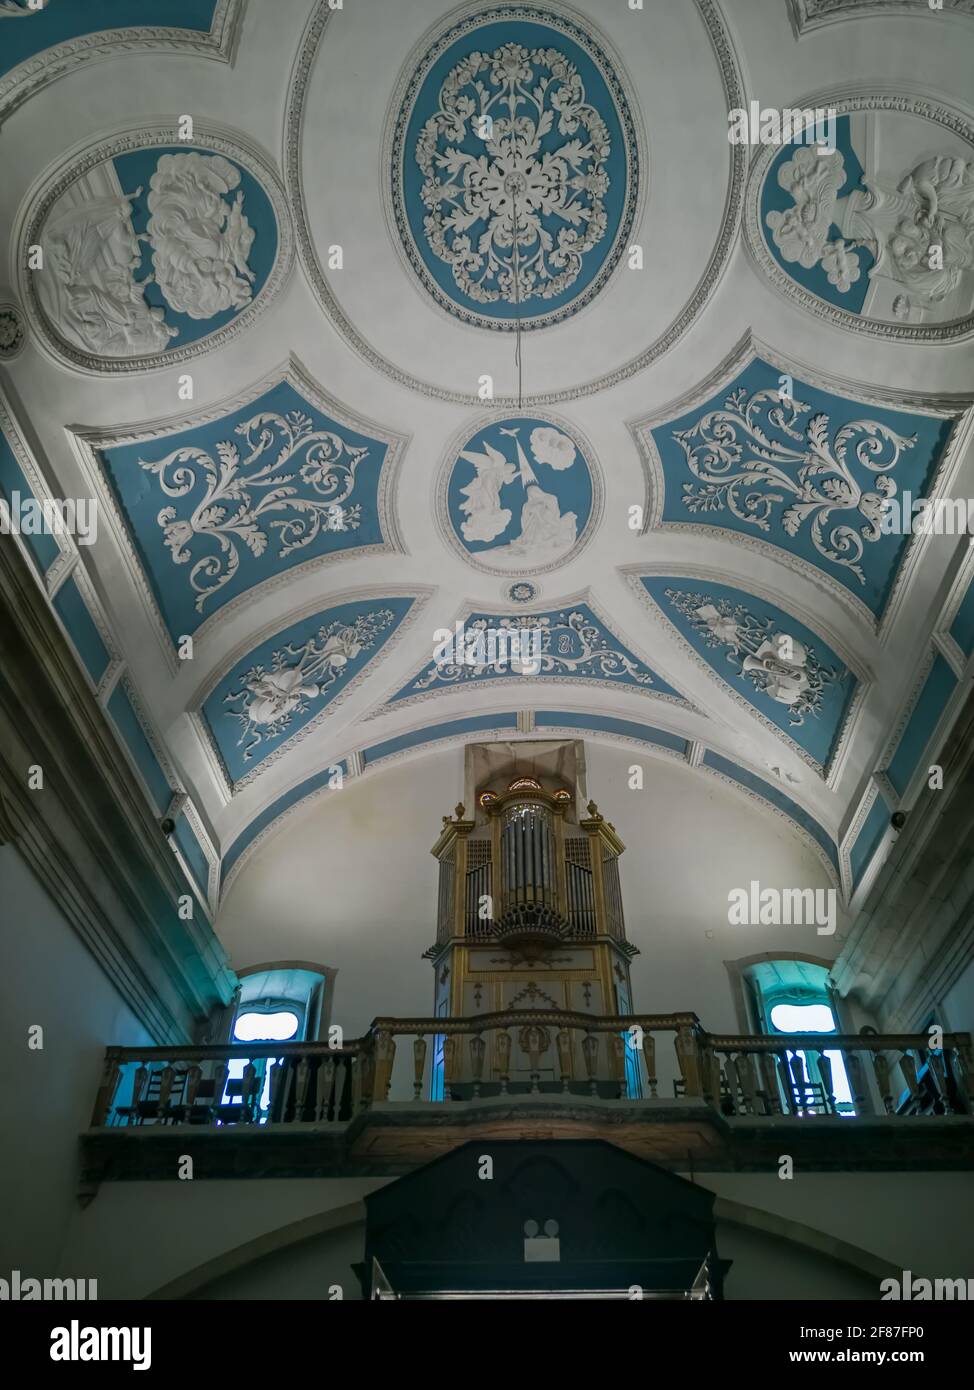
top-left (703, 1172), bottom-right (974, 1283)
top-left (57, 1177), bottom-right (390, 1300)
top-left (51, 1169), bottom-right (972, 1301)
top-left (0, 845), bottom-right (154, 1278)
top-left (217, 740), bottom-right (844, 1064)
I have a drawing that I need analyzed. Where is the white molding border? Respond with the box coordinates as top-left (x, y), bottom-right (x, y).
top-left (0, 0), bottom-right (245, 126)
top-left (628, 329), bottom-right (974, 641)
top-left (0, 386), bottom-right (123, 698)
top-left (364, 586), bottom-right (697, 720)
top-left (68, 353), bottom-right (409, 674)
top-left (283, 0), bottom-right (748, 404)
top-left (107, 668), bottom-right (178, 813)
top-left (13, 115), bottom-right (293, 376)
top-left (743, 89), bottom-right (974, 343)
top-left (877, 641), bottom-right (972, 812)
top-left (787, 0), bottom-right (974, 38)
top-left (936, 540), bottom-right (974, 674)
top-left (432, 409), bottom-right (605, 579)
top-left (622, 561), bottom-right (872, 789)
top-left (0, 387), bottom-right (71, 575)
top-left (840, 775), bottom-right (885, 903)
top-left (166, 792), bottom-right (221, 919)
top-left (187, 584), bottom-right (435, 799)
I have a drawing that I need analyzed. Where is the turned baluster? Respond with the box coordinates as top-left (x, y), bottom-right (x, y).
top-left (556, 1028), bottom-right (572, 1093)
top-left (736, 1052), bottom-right (758, 1116)
top-left (374, 1030), bottom-right (397, 1102)
top-left (267, 1056), bottom-right (287, 1122)
top-left (91, 1056), bottom-right (122, 1128)
top-left (241, 1062), bottom-right (258, 1121)
top-left (469, 1033), bottom-right (486, 1097)
top-left (318, 1056), bottom-right (338, 1120)
top-left (950, 1042), bottom-right (974, 1113)
top-left (211, 1061), bottom-right (228, 1125)
top-left (644, 1031), bottom-right (658, 1098)
top-left (612, 1034), bottom-right (627, 1099)
top-left (442, 1035), bottom-right (460, 1101)
top-left (126, 1065), bottom-right (148, 1126)
top-left (522, 1026), bottom-right (547, 1094)
top-left (494, 1029), bottom-right (512, 1095)
top-left (900, 1051), bottom-right (920, 1106)
top-left (723, 1056), bottom-right (740, 1114)
top-left (759, 1053), bottom-right (780, 1114)
top-left (157, 1065), bottom-right (175, 1121)
top-left (872, 1052), bottom-right (892, 1114)
top-left (359, 1046), bottom-right (376, 1110)
top-left (816, 1053), bottom-right (835, 1113)
top-left (293, 1055), bottom-right (312, 1122)
top-left (704, 1049), bottom-right (722, 1107)
top-left (844, 1051), bottom-right (867, 1114)
top-left (787, 1053), bottom-right (807, 1114)
top-left (180, 1064), bottom-right (201, 1124)
top-left (582, 1031), bottom-right (599, 1095)
top-left (928, 1051), bottom-right (949, 1112)
top-left (412, 1036), bottom-right (427, 1100)
top-left (674, 1025), bottom-right (704, 1099)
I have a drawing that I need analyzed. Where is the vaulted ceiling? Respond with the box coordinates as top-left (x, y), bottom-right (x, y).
top-left (2, 0), bottom-right (973, 923)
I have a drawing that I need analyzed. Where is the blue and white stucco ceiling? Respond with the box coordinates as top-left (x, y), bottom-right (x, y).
top-left (2, 0), bottom-right (974, 915)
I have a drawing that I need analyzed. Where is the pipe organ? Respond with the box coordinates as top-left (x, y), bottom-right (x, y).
top-left (426, 742), bottom-right (640, 1099)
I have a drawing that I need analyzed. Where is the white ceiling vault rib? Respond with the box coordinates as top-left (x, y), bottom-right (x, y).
top-left (0, 0), bottom-right (971, 921)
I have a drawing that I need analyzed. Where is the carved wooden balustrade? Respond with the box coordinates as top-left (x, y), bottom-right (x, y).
top-left (90, 1014), bottom-right (974, 1129)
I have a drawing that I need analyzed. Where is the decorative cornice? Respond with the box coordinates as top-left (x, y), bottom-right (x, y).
top-left (283, 0), bottom-right (746, 404)
top-left (0, 0), bottom-right (245, 127)
top-left (787, 0), bottom-right (974, 37)
top-left (743, 90), bottom-right (974, 343)
top-left (0, 514), bottom-right (236, 1044)
top-left (831, 684), bottom-right (974, 1026)
top-left (15, 116), bottom-right (293, 376)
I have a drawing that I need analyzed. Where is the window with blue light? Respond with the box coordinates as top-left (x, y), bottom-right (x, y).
top-left (744, 960), bottom-right (855, 1117)
top-left (223, 1006), bottom-right (301, 1120)
top-left (768, 1000), bottom-right (855, 1116)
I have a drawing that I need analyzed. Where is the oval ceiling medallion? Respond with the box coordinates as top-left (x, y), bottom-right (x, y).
top-left (744, 97), bottom-right (974, 340)
top-left (389, 4), bottom-right (640, 331)
top-left (438, 413), bottom-right (601, 575)
top-left (18, 126), bottom-right (292, 373)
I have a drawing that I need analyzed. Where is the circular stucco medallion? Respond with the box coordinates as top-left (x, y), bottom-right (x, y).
top-left (0, 301), bottom-right (26, 359)
top-left (438, 412), bottom-right (601, 576)
top-left (745, 96), bottom-right (974, 341)
top-left (506, 579), bottom-right (540, 603)
top-left (17, 126), bottom-right (292, 374)
top-left (390, 4), bottom-right (640, 331)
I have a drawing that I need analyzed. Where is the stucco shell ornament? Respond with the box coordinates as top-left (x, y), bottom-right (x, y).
top-left (15, 124), bottom-right (294, 375)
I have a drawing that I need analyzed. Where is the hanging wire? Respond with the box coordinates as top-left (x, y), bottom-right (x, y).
top-left (512, 191), bottom-right (523, 410)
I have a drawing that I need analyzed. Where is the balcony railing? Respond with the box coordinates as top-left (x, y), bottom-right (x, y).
top-left (90, 1012), bottom-right (974, 1130)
